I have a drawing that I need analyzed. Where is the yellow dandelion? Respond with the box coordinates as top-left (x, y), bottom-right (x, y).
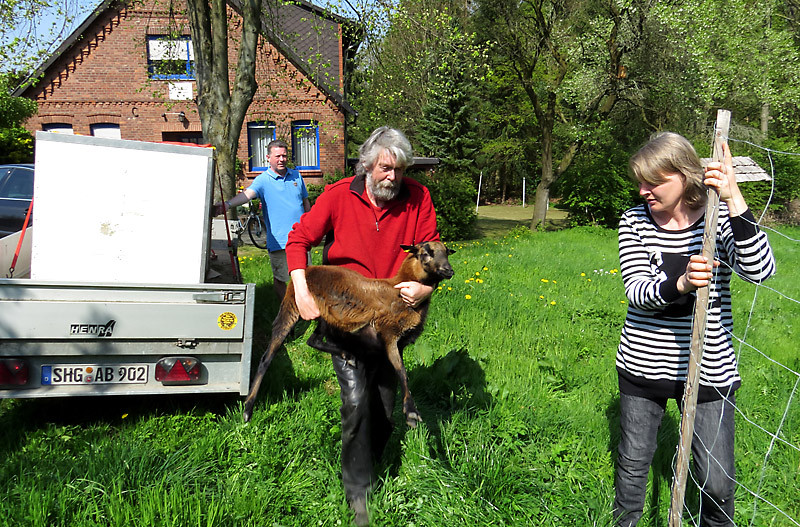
top-left (483, 267), bottom-right (488, 271)
top-left (550, 301), bottom-right (556, 305)
top-left (541, 279), bottom-right (549, 283)
top-left (465, 294), bottom-right (472, 300)
top-left (539, 295), bottom-right (544, 299)
top-left (122, 413), bottom-right (129, 419)
top-left (581, 272), bottom-right (586, 277)
top-left (476, 279), bottom-right (483, 284)
top-left (588, 279), bottom-right (592, 282)
top-left (447, 287), bottom-right (452, 291)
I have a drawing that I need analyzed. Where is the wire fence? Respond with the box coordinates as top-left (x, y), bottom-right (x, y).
top-left (672, 130), bottom-right (800, 526)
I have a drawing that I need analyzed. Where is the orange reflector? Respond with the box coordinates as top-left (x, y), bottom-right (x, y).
top-left (155, 357), bottom-right (202, 384)
top-left (0, 358), bottom-right (29, 387)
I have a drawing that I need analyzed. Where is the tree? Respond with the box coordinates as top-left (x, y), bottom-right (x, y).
top-left (183, 0), bottom-right (261, 204)
top-left (0, 0), bottom-right (94, 76)
top-left (475, 0), bottom-right (648, 230)
top-left (0, 74), bottom-right (36, 163)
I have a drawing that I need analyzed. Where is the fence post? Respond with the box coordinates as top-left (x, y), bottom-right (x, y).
top-left (668, 109), bottom-right (731, 526)
top-left (476, 171), bottom-right (482, 214)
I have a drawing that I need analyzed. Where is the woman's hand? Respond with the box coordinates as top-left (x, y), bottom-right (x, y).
top-left (394, 281), bottom-right (434, 308)
top-left (704, 142), bottom-right (747, 216)
top-left (677, 254), bottom-right (719, 294)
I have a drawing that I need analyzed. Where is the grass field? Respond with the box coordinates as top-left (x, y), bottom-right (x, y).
top-left (1, 210), bottom-right (798, 526)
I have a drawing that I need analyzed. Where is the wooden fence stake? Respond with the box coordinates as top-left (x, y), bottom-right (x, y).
top-left (668, 109), bottom-right (731, 526)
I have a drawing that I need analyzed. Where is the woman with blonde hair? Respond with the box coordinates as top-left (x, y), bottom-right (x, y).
top-left (613, 132), bottom-right (775, 526)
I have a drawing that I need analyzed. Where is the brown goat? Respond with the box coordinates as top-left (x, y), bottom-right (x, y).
top-left (242, 241), bottom-right (455, 426)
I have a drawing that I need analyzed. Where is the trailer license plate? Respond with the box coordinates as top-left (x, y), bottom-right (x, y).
top-left (41, 365), bottom-right (149, 385)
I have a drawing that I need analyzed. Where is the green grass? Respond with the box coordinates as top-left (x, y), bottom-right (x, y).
top-left (1, 224), bottom-right (798, 526)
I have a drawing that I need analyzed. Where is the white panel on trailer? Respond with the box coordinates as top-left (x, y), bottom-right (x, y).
top-left (31, 132), bottom-right (214, 284)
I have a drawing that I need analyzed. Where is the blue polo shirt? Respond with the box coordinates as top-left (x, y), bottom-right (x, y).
top-left (247, 167), bottom-right (308, 252)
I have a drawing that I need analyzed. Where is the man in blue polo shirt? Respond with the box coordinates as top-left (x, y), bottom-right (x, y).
top-left (214, 139), bottom-right (311, 300)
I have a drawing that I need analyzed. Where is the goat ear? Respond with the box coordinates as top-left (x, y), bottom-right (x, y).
top-left (401, 244), bottom-right (416, 254)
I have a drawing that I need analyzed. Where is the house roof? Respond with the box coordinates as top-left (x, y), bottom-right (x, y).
top-left (700, 156), bottom-right (772, 182)
top-left (13, 0), bottom-right (360, 115)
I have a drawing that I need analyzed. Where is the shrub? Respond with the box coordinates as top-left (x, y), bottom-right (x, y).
top-left (0, 126), bottom-right (34, 164)
top-left (556, 146), bottom-right (638, 228)
top-left (415, 168), bottom-right (477, 241)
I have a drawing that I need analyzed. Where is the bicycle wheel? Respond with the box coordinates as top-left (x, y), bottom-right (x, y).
top-left (247, 214), bottom-right (268, 249)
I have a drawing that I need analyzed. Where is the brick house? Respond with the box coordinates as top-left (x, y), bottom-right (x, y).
top-left (14, 0), bottom-right (360, 185)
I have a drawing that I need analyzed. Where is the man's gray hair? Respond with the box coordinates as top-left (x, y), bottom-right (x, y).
top-left (356, 127), bottom-right (414, 177)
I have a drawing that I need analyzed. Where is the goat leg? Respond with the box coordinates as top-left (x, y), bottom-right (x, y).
top-left (383, 336), bottom-right (422, 428)
top-left (242, 302), bottom-right (300, 423)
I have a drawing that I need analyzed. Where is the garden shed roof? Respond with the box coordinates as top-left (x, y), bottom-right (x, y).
top-left (700, 156), bottom-right (771, 182)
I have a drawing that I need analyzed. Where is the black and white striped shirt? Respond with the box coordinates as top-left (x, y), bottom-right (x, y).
top-left (617, 204), bottom-right (775, 400)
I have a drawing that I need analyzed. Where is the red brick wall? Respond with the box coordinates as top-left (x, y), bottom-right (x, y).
top-left (22, 0), bottom-right (347, 186)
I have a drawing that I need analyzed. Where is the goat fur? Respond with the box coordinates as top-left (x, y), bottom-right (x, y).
top-left (242, 241), bottom-right (455, 426)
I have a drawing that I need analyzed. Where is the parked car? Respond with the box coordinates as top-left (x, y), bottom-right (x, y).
top-left (0, 164), bottom-right (34, 238)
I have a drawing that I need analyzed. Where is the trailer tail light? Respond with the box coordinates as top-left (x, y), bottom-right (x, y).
top-left (155, 357), bottom-right (203, 384)
top-left (0, 359), bottom-right (29, 387)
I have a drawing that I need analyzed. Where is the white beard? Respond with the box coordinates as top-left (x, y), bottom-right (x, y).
top-left (367, 172), bottom-right (400, 202)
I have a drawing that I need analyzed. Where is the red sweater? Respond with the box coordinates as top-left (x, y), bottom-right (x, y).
top-left (286, 174), bottom-right (440, 279)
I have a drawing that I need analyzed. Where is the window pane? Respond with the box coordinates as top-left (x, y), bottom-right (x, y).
top-left (0, 168), bottom-right (34, 199)
top-left (42, 123), bottom-right (74, 134)
top-left (148, 39), bottom-right (190, 60)
top-left (148, 37), bottom-right (194, 79)
top-left (292, 122), bottom-right (318, 168)
top-left (91, 123), bottom-right (121, 139)
top-left (248, 122), bottom-right (275, 169)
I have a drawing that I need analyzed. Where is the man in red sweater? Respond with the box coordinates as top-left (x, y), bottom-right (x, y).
top-left (286, 126), bottom-right (440, 525)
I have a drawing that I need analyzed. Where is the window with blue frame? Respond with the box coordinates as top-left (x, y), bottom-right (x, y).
top-left (291, 120), bottom-right (319, 170)
top-left (147, 36), bottom-right (194, 80)
top-left (247, 121), bottom-right (276, 171)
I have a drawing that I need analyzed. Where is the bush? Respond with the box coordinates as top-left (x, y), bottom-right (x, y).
top-left (556, 145), bottom-right (638, 228)
top-left (307, 169), bottom-right (348, 205)
top-left (415, 168), bottom-right (477, 241)
top-left (0, 126), bottom-right (34, 164)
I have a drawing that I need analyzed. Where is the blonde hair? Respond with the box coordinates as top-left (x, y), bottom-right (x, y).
top-left (629, 132), bottom-right (707, 210)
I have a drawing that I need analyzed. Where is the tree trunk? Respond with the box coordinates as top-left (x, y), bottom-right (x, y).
top-left (760, 102), bottom-right (769, 136)
top-left (531, 115), bottom-right (554, 230)
top-left (185, 0), bottom-right (260, 217)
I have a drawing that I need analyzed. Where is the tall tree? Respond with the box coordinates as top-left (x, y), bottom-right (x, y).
top-left (183, 0), bottom-right (260, 203)
top-left (0, 74), bottom-right (37, 163)
top-left (0, 0), bottom-right (94, 76)
top-left (475, 0), bottom-right (647, 230)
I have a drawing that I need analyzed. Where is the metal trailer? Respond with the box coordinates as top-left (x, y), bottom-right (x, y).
top-left (0, 133), bottom-right (254, 398)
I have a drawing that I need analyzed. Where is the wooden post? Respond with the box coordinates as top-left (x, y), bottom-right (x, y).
top-left (668, 109), bottom-right (731, 526)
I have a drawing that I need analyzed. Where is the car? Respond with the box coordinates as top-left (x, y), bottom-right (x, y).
top-left (0, 164), bottom-right (34, 238)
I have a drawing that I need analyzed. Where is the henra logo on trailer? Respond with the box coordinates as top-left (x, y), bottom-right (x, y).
top-left (69, 320), bottom-right (116, 337)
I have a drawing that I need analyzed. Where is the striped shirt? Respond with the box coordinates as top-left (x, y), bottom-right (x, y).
top-left (617, 204), bottom-right (775, 400)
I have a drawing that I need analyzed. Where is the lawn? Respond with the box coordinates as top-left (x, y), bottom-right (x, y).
top-left (0, 214), bottom-right (798, 526)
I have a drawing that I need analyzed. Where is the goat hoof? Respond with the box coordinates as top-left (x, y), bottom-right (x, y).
top-left (242, 407), bottom-right (252, 423)
top-left (405, 412), bottom-right (422, 428)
